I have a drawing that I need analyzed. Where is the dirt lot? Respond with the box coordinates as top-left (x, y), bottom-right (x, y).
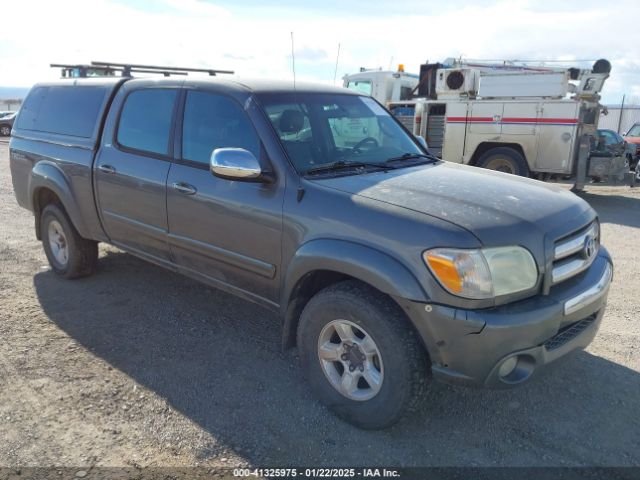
top-left (0, 140), bottom-right (639, 469)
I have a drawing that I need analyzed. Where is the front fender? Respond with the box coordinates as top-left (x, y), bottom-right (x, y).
top-left (283, 239), bottom-right (428, 307)
top-left (280, 239), bottom-right (428, 348)
top-left (280, 239), bottom-right (430, 348)
top-left (30, 161), bottom-right (90, 239)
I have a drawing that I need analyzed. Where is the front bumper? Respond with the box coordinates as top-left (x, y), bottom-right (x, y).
top-left (397, 248), bottom-right (613, 388)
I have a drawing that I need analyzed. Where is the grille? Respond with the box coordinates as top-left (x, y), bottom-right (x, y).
top-left (543, 313), bottom-right (597, 351)
top-left (551, 221), bottom-right (599, 284)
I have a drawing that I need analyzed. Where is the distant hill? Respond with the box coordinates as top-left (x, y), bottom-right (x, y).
top-left (0, 87), bottom-right (31, 99)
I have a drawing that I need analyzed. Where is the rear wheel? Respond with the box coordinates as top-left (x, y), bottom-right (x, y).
top-left (41, 204), bottom-right (98, 279)
top-left (297, 280), bottom-right (429, 429)
top-left (477, 147), bottom-right (530, 177)
top-left (0, 124), bottom-right (11, 136)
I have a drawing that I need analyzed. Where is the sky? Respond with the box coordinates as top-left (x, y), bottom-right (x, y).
top-left (0, 0), bottom-right (639, 104)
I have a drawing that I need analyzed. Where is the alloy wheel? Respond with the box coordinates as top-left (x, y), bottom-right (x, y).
top-left (48, 219), bottom-right (69, 267)
top-left (317, 319), bottom-right (384, 401)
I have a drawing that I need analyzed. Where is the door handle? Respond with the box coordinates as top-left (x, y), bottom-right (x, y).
top-left (98, 164), bottom-right (116, 174)
top-left (172, 182), bottom-right (197, 195)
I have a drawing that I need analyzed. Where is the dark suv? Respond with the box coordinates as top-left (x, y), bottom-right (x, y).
top-left (0, 111), bottom-right (16, 136)
top-left (9, 77), bottom-right (612, 429)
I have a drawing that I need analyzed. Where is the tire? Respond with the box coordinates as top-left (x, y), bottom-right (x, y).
top-left (297, 280), bottom-right (429, 429)
top-left (41, 204), bottom-right (98, 279)
top-left (0, 124), bottom-right (11, 136)
top-left (476, 147), bottom-right (530, 177)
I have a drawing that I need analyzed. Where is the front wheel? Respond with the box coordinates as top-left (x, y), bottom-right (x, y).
top-left (297, 281), bottom-right (429, 429)
top-left (41, 204), bottom-right (98, 279)
top-left (0, 124), bottom-right (11, 136)
top-left (476, 147), bottom-right (530, 177)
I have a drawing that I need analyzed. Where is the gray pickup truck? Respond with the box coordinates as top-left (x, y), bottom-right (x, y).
top-left (10, 76), bottom-right (612, 429)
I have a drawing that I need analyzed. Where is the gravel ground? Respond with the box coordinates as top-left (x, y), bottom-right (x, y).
top-left (0, 140), bottom-right (639, 469)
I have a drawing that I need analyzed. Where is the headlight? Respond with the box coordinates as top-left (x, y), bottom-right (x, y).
top-left (423, 246), bottom-right (538, 299)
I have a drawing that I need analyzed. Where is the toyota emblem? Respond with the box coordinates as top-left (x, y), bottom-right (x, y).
top-left (582, 234), bottom-right (598, 260)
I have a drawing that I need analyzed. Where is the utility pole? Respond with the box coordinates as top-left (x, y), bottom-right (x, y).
top-left (617, 94), bottom-right (625, 134)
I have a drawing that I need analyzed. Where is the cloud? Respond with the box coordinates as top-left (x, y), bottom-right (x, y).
top-left (163, 0), bottom-right (230, 16)
top-left (223, 53), bottom-right (255, 61)
top-left (293, 47), bottom-right (329, 63)
top-left (0, 0), bottom-right (638, 103)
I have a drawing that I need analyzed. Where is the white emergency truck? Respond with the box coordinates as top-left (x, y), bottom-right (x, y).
top-left (344, 59), bottom-right (631, 190)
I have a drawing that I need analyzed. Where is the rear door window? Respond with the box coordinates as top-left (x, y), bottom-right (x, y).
top-left (17, 86), bottom-right (107, 138)
top-left (117, 89), bottom-right (177, 156)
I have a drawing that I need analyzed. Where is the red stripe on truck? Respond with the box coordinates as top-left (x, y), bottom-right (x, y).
top-left (502, 117), bottom-right (578, 124)
top-left (446, 116), bottom-right (579, 124)
top-left (446, 116), bottom-right (493, 122)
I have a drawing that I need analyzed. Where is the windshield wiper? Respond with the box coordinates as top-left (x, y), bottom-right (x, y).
top-left (304, 161), bottom-right (395, 175)
top-left (385, 152), bottom-right (440, 164)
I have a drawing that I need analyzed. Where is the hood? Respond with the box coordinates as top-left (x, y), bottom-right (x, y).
top-left (310, 162), bottom-right (594, 248)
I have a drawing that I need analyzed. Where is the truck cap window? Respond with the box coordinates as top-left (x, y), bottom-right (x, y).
top-left (117, 89), bottom-right (177, 156)
top-left (16, 86), bottom-right (107, 138)
top-left (182, 91), bottom-right (260, 165)
top-left (257, 93), bottom-right (423, 174)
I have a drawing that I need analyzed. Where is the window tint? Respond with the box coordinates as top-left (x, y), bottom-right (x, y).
top-left (182, 91), bottom-right (260, 165)
top-left (598, 130), bottom-right (620, 145)
top-left (15, 87), bottom-right (46, 131)
top-left (603, 132), bottom-right (617, 145)
top-left (16, 86), bottom-right (107, 138)
top-left (117, 89), bottom-right (177, 155)
top-left (598, 131), bottom-right (611, 143)
top-left (259, 93), bottom-right (421, 173)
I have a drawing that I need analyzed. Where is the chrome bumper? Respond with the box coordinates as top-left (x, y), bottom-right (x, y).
top-left (564, 262), bottom-right (612, 315)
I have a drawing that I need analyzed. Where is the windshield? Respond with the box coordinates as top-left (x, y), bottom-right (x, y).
top-left (257, 93), bottom-right (423, 174)
top-left (627, 124), bottom-right (640, 137)
top-left (346, 80), bottom-right (372, 95)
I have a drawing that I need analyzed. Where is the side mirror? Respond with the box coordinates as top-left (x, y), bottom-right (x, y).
top-left (415, 135), bottom-right (428, 150)
top-left (211, 148), bottom-right (263, 181)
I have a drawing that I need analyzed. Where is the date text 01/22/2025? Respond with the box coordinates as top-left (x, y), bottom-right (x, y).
top-left (232, 468), bottom-right (401, 478)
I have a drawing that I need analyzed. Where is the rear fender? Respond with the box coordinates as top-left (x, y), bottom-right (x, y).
top-left (30, 161), bottom-right (90, 239)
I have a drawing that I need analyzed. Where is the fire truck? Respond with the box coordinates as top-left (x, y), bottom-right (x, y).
top-left (344, 59), bottom-right (632, 190)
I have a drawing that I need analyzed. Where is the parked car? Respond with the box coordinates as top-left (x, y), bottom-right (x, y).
top-left (623, 123), bottom-right (640, 170)
top-left (594, 129), bottom-right (627, 157)
top-left (591, 129), bottom-right (633, 181)
top-left (9, 77), bottom-right (612, 429)
top-left (0, 112), bottom-right (16, 136)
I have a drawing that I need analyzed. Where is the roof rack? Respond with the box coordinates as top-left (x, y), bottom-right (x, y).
top-left (51, 61), bottom-right (234, 78)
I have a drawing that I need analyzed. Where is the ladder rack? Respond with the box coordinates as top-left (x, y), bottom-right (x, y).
top-left (51, 61), bottom-right (234, 78)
